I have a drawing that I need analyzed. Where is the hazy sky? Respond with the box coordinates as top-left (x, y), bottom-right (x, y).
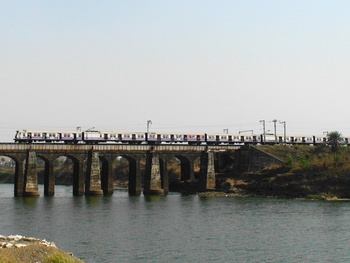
top-left (1, 1), bottom-right (350, 142)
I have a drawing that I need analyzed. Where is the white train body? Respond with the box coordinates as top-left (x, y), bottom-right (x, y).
top-left (14, 130), bottom-right (333, 146)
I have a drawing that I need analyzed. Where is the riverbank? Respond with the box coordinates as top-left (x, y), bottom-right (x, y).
top-left (0, 235), bottom-right (83, 263)
top-left (214, 145), bottom-right (350, 199)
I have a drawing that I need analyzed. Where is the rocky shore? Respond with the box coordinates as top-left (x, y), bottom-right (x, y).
top-left (0, 235), bottom-right (83, 263)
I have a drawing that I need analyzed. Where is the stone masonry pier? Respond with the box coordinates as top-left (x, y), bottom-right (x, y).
top-left (0, 143), bottom-right (239, 196)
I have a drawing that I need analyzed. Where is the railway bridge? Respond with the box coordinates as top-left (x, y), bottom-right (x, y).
top-left (0, 143), bottom-right (239, 197)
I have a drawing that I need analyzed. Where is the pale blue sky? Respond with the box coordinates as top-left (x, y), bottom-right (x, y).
top-left (1, 1), bottom-right (350, 141)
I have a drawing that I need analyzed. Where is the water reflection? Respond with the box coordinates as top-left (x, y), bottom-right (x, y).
top-left (143, 195), bottom-right (165, 202)
top-left (19, 197), bottom-right (39, 206)
top-left (85, 196), bottom-right (104, 206)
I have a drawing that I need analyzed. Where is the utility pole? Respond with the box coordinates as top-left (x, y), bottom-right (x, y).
top-left (280, 121), bottom-right (286, 144)
top-left (147, 120), bottom-right (152, 134)
top-left (259, 120), bottom-right (266, 143)
top-left (272, 119), bottom-right (277, 142)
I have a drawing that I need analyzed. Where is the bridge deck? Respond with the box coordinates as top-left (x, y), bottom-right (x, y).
top-left (0, 143), bottom-right (240, 152)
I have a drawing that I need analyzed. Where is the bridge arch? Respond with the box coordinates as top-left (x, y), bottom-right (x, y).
top-left (0, 144), bottom-right (232, 196)
top-left (0, 155), bottom-right (16, 193)
top-left (35, 154), bottom-right (85, 196)
top-left (163, 154), bottom-right (200, 192)
top-left (110, 154), bottom-right (143, 195)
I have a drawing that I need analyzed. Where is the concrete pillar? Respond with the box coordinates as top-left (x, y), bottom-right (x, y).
top-left (200, 151), bottom-right (216, 191)
top-left (44, 161), bottom-right (55, 196)
top-left (73, 158), bottom-right (85, 196)
top-left (23, 151), bottom-right (40, 196)
top-left (129, 157), bottom-right (142, 195)
top-left (14, 157), bottom-right (25, 197)
top-left (188, 159), bottom-right (195, 181)
top-left (101, 156), bottom-right (114, 196)
top-left (144, 153), bottom-right (166, 195)
top-left (162, 159), bottom-right (169, 194)
top-left (180, 158), bottom-right (194, 181)
top-left (86, 151), bottom-right (104, 195)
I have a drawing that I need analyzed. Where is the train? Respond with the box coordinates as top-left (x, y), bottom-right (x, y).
top-left (13, 129), bottom-right (345, 146)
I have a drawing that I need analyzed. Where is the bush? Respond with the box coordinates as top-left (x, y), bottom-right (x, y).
top-left (284, 153), bottom-right (294, 169)
top-left (299, 157), bottom-right (311, 170)
top-left (44, 251), bottom-right (82, 263)
top-left (0, 244), bottom-right (83, 263)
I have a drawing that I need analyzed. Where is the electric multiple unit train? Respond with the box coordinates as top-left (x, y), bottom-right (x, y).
top-left (13, 129), bottom-right (341, 146)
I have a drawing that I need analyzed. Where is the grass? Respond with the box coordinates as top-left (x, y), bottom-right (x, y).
top-left (0, 244), bottom-right (84, 263)
top-left (257, 144), bottom-right (350, 174)
top-left (226, 145), bottom-right (350, 198)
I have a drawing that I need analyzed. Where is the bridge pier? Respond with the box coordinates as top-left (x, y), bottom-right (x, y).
top-left (14, 156), bottom-right (25, 197)
top-left (199, 151), bottom-right (216, 191)
top-left (100, 155), bottom-right (114, 196)
top-left (23, 151), bottom-right (40, 196)
top-left (143, 153), bottom-right (168, 195)
top-left (44, 161), bottom-right (55, 196)
top-left (181, 160), bottom-right (194, 181)
top-left (73, 159), bottom-right (85, 196)
top-left (128, 157), bottom-right (142, 195)
top-left (176, 155), bottom-right (195, 181)
top-left (85, 151), bottom-right (104, 196)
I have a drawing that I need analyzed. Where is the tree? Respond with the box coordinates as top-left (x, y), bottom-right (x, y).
top-left (327, 131), bottom-right (344, 154)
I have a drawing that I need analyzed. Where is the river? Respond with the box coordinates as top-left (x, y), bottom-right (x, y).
top-left (0, 184), bottom-right (350, 262)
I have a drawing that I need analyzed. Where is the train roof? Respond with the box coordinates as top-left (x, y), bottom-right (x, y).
top-left (16, 130), bottom-right (82, 133)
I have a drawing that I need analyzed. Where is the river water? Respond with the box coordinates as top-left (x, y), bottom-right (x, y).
top-left (0, 184), bottom-right (350, 263)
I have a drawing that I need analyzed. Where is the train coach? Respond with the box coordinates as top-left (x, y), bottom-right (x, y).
top-left (14, 130), bottom-right (146, 144)
top-left (262, 134), bottom-right (329, 145)
top-left (13, 129), bottom-right (347, 146)
top-left (14, 130), bottom-right (82, 143)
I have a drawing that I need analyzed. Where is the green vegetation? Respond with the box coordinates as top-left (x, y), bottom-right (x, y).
top-left (44, 250), bottom-right (83, 263)
top-left (259, 143), bottom-right (350, 174)
top-left (327, 131), bottom-right (344, 154)
top-left (0, 244), bottom-right (83, 263)
top-left (227, 144), bottom-right (350, 198)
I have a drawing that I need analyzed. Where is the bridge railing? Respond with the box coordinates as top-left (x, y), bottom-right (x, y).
top-left (0, 143), bottom-right (240, 152)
